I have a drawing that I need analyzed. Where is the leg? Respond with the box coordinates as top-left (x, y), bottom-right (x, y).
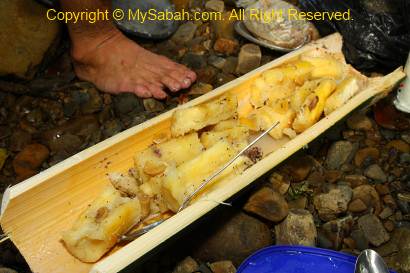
top-left (60, 0), bottom-right (196, 99)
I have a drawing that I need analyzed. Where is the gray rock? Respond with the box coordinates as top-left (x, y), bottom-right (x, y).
top-left (351, 229), bottom-right (369, 251)
top-left (275, 209), bottom-right (317, 246)
top-left (113, 93), bottom-right (143, 115)
top-left (400, 153), bottom-right (410, 164)
top-left (172, 256), bottom-right (198, 273)
top-left (103, 119), bottom-right (123, 138)
top-left (401, 132), bottom-right (410, 145)
top-left (193, 210), bottom-right (273, 266)
top-left (181, 53), bottom-right (207, 70)
top-left (322, 216), bottom-right (354, 250)
top-left (81, 87), bottom-right (103, 114)
top-left (0, 0), bottom-right (60, 79)
top-left (326, 141), bottom-right (354, 170)
top-left (379, 207), bottom-right (394, 219)
top-left (209, 261), bottom-right (236, 273)
top-left (205, 0), bottom-right (225, 12)
top-left (313, 185), bottom-right (353, 221)
top-left (222, 57), bottom-right (238, 74)
top-left (143, 98), bottom-right (165, 113)
top-left (358, 214), bottom-right (390, 247)
top-left (364, 164), bottom-right (387, 183)
top-left (171, 22), bottom-right (198, 45)
top-left (208, 55), bottom-right (227, 69)
top-left (236, 44), bottom-right (262, 75)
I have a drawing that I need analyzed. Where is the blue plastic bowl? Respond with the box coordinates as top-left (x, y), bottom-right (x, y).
top-left (237, 246), bottom-right (396, 273)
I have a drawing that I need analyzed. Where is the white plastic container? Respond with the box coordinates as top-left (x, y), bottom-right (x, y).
top-left (394, 52), bottom-right (410, 113)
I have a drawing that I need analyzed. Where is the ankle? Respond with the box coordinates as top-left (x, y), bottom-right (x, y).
top-left (70, 27), bottom-right (122, 63)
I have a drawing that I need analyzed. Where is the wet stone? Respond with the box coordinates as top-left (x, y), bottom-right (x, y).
top-left (222, 57), bottom-right (238, 75)
top-left (208, 55), bottom-right (226, 70)
top-left (81, 86), bottom-right (103, 114)
top-left (213, 38), bottom-right (239, 56)
top-left (143, 99), bottom-right (165, 113)
top-left (12, 143), bottom-right (49, 181)
top-left (354, 147), bottom-right (380, 167)
top-left (209, 261), bottom-right (236, 273)
top-left (9, 129), bottom-right (31, 152)
top-left (215, 73), bottom-right (236, 87)
top-left (387, 140), bottom-right (410, 154)
top-left (351, 229), bottom-right (369, 251)
top-left (171, 22), bottom-right (198, 45)
top-left (188, 82), bottom-right (213, 95)
top-left (243, 187), bottom-right (289, 222)
top-left (113, 93), bottom-right (143, 115)
top-left (172, 257), bottom-right (198, 273)
top-left (181, 53), bottom-right (207, 70)
top-left (322, 216), bottom-right (354, 250)
top-left (364, 164), bottom-right (387, 183)
top-left (346, 114), bottom-right (373, 131)
top-left (275, 209), bottom-right (317, 246)
top-left (236, 44), bottom-right (262, 75)
top-left (358, 214), bottom-right (390, 247)
top-left (326, 141), bottom-right (354, 170)
top-left (102, 119), bottom-right (123, 139)
top-left (268, 172), bottom-right (290, 195)
top-left (193, 210), bottom-right (273, 266)
top-left (313, 184), bottom-right (352, 221)
top-left (282, 155), bottom-right (314, 183)
top-left (205, 0), bottom-right (225, 12)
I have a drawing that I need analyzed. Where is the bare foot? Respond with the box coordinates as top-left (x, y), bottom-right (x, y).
top-left (71, 30), bottom-right (196, 99)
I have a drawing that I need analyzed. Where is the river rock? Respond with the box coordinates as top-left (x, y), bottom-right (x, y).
top-left (188, 82), bottom-right (213, 95)
top-left (313, 185), bottom-right (352, 221)
top-left (113, 93), bottom-right (143, 115)
top-left (348, 198), bottom-right (368, 213)
top-left (268, 172), bottom-right (290, 195)
top-left (214, 38), bottom-right (239, 56)
top-left (208, 55), bottom-right (226, 69)
top-left (172, 257), bottom-right (198, 273)
top-left (212, 11), bottom-right (236, 39)
top-left (80, 86), bottom-right (103, 114)
top-left (205, 0), bottom-right (225, 12)
top-left (275, 209), bottom-right (317, 246)
top-left (143, 99), bottom-right (165, 113)
top-left (9, 129), bottom-right (31, 152)
top-left (281, 155), bottom-right (314, 183)
top-left (13, 143), bottom-right (49, 181)
top-left (171, 22), bottom-right (198, 45)
top-left (346, 114), bottom-right (373, 131)
top-left (236, 44), bottom-right (261, 75)
top-left (343, 174), bottom-right (368, 188)
top-left (364, 164), bottom-right (387, 183)
top-left (243, 187), bottom-right (289, 222)
top-left (209, 261), bottom-right (236, 273)
top-left (354, 147), bottom-right (380, 167)
top-left (325, 141), bottom-right (354, 170)
top-left (322, 216), bottom-right (354, 250)
top-left (182, 52), bottom-right (207, 70)
top-left (0, 0), bottom-right (60, 79)
top-left (193, 210), bottom-right (273, 266)
top-left (358, 214), bottom-right (390, 247)
top-left (351, 185), bottom-right (381, 213)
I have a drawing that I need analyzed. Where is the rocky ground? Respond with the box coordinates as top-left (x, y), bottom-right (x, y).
top-left (1, 0), bottom-right (410, 273)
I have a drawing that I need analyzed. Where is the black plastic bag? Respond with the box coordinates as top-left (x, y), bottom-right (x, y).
top-left (299, 0), bottom-right (410, 72)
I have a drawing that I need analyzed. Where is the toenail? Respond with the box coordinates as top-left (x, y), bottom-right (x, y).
top-left (183, 78), bottom-right (191, 85)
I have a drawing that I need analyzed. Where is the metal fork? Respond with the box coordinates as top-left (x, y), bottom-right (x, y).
top-left (119, 121), bottom-right (280, 242)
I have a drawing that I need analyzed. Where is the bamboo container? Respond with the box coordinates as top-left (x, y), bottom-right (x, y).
top-left (0, 33), bottom-right (405, 273)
